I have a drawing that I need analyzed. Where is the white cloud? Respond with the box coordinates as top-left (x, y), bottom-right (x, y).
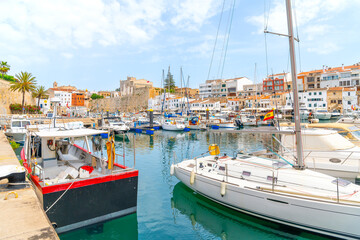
top-left (0, 0), bottom-right (220, 66)
top-left (247, 0), bottom-right (350, 34)
top-left (61, 53), bottom-right (74, 59)
top-left (170, 0), bottom-right (222, 31)
top-left (246, 0), bottom-right (360, 56)
top-left (307, 42), bottom-right (339, 55)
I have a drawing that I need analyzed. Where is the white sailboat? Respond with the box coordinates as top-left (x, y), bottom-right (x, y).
top-left (171, 1), bottom-right (360, 238)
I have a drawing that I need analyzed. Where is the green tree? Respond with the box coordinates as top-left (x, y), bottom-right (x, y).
top-left (9, 72), bottom-right (37, 114)
top-left (91, 93), bottom-right (104, 99)
top-left (0, 61), bottom-right (10, 76)
top-left (164, 67), bottom-right (176, 92)
top-left (32, 85), bottom-right (48, 108)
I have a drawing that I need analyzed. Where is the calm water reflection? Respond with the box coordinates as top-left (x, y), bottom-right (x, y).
top-left (56, 130), bottom-right (332, 240)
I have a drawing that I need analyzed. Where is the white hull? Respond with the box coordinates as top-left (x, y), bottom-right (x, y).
top-left (5, 131), bottom-right (26, 142)
top-left (174, 166), bottom-right (360, 239)
top-left (314, 113), bottom-right (331, 120)
top-left (162, 123), bottom-right (185, 131)
top-left (187, 125), bottom-right (207, 130)
top-left (218, 123), bottom-right (236, 128)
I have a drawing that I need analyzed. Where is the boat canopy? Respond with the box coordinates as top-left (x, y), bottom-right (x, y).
top-left (282, 128), bottom-right (355, 151)
top-left (34, 129), bottom-right (107, 138)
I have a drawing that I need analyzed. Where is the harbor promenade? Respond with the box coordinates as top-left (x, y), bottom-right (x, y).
top-left (0, 131), bottom-right (58, 240)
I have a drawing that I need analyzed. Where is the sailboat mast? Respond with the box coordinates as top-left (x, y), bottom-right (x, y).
top-left (286, 0), bottom-right (304, 169)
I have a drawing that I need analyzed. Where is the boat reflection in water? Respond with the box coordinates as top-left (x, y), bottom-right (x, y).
top-left (171, 183), bottom-right (330, 240)
top-left (60, 213), bottom-right (138, 240)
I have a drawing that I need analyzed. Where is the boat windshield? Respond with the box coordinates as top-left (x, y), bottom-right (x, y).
top-left (348, 126), bottom-right (360, 140)
top-left (22, 121), bottom-right (30, 127)
top-left (12, 121), bottom-right (21, 127)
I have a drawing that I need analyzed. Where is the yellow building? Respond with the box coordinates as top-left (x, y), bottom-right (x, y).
top-left (98, 91), bottom-right (111, 98)
top-left (327, 87), bottom-right (343, 112)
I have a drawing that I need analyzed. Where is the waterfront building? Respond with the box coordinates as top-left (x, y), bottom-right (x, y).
top-left (319, 64), bottom-right (360, 88)
top-left (244, 95), bottom-right (271, 108)
top-left (226, 98), bottom-right (240, 111)
top-left (262, 72), bottom-right (293, 93)
top-left (53, 90), bottom-right (72, 107)
top-left (190, 99), bottom-right (221, 113)
top-left (72, 92), bottom-right (85, 107)
top-left (285, 89), bottom-right (328, 110)
top-left (241, 83), bottom-right (263, 97)
top-left (174, 87), bottom-right (199, 98)
top-left (98, 91), bottom-right (111, 98)
top-left (298, 69), bottom-right (323, 90)
top-left (199, 77), bottom-right (251, 99)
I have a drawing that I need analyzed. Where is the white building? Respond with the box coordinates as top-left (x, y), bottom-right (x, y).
top-left (285, 89), bottom-right (328, 110)
top-left (227, 99), bottom-right (240, 111)
top-left (148, 93), bottom-right (192, 112)
top-left (190, 99), bottom-right (221, 113)
top-left (342, 88), bottom-right (357, 112)
top-left (199, 77), bottom-right (252, 99)
top-left (39, 99), bottom-right (51, 114)
top-left (320, 65), bottom-right (360, 88)
top-left (54, 90), bottom-right (72, 107)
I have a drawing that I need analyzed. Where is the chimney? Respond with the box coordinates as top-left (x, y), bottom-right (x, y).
top-left (323, 65), bottom-right (325, 73)
top-left (342, 64), bottom-right (345, 70)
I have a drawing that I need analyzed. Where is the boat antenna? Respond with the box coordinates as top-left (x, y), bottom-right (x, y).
top-left (286, 0), bottom-right (304, 169)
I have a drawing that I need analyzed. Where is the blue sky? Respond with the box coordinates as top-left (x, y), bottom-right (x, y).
top-left (1, 0), bottom-right (359, 91)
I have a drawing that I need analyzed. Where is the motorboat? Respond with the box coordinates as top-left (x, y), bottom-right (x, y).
top-left (5, 116), bottom-right (31, 144)
top-left (187, 116), bottom-right (206, 130)
top-left (101, 117), bottom-right (130, 134)
top-left (299, 107), bottom-right (310, 120)
top-left (162, 119), bottom-right (186, 131)
top-left (171, 147), bottom-right (360, 239)
top-left (337, 116), bottom-right (360, 124)
top-left (331, 110), bottom-right (341, 118)
top-left (313, 108), bottom-right (331, 120)
top-left (21, 126), bottom-right (138, 233)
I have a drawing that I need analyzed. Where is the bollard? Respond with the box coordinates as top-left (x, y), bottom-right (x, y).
top-left (148, 109), bottom-right (154, 128)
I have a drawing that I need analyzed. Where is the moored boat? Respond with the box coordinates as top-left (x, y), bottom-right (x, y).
top-left (162, 119), bottom-right (186, 131)
top-left (21, 127), bottom-right (138, 233)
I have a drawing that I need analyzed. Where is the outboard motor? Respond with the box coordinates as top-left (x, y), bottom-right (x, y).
top-left (235, 119), bottom-right (243, 128)
top-left (0, 165), bottom-right (26, 186)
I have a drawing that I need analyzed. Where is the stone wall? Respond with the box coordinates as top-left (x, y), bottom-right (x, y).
top-left (0, 79), bottom-right (36, 114)
top-left (90, 87), bottom-right (150, 112)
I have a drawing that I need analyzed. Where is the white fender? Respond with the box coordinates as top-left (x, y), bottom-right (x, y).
top-left (220, 182), bottom-right (227, 196)
top-left (190, 170), bottom-right (195, 185)
top-left (170, 164), bottom-right (175, 176)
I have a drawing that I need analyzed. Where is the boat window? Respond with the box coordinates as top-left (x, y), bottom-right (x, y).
top-left (12, 121), bottom-right (21, 127)
top-left (272, 162), bottom-right (287, 168)
top-left (242, 171), bottom-right (251, 176)
top-left (22, 121), bottom-right (30, 127)
top-left (331, 178), bottom-right (351, 187)
top-left (238, 155), bottom-right (251, 159)
top-left (219, 166), bottom-right (225, 171)
top-left (267, 176), bottom-right (277, 183)
top-left (207, 163), bottom-right (212, 167)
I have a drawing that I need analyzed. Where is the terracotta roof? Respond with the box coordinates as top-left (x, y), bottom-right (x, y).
top-left (328, 87), bottom-right (343, 91)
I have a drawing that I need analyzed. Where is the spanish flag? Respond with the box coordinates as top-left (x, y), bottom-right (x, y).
top-left (263, 109), bottom-right (274, 121)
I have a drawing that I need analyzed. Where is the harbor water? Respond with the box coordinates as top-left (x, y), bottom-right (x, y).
top-left (17, 130), bottom-right (334, 239)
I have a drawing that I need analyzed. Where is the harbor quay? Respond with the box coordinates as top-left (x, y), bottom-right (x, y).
top-left (0, 131), bottom-right (58, 240)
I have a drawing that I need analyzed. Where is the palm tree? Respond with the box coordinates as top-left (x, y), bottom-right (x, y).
top-left (9, 72), bottom-right (37, 114)
top-left (32, 85), bottom-right (48, 108)
top-left (0, 61), bottom-right (10, 76)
